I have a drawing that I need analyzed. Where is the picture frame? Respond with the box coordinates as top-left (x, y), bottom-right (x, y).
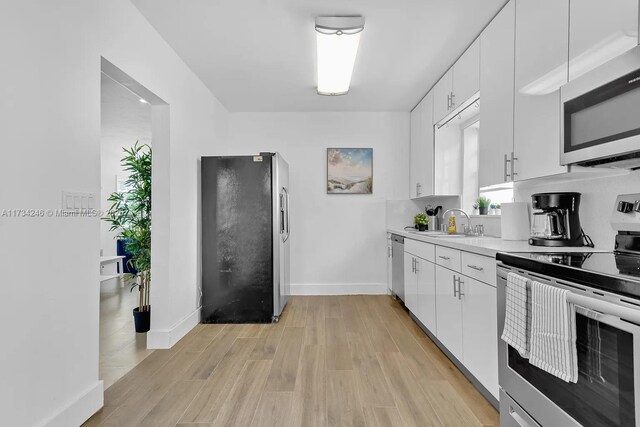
top-left (326, 148), bottom-right (373, 194)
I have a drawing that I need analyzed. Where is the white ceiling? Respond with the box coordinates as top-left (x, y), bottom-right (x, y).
top-left (131, 0), bottom-right (508, 112)
top-left (101, 73), bottom-right (152, 145)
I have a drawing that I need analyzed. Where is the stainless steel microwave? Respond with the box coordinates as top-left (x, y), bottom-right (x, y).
top-left (561, 45), bottom-right (640, 168)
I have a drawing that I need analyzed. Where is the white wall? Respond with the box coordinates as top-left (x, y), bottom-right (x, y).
top-left (99, 0), bottom-right (229, 348)
top-left (515, 170), bottom-right (640, 249)
top-left (226, 113), bottom-right (409, 294)
top-left (0, 1), bottom-right (228, 426)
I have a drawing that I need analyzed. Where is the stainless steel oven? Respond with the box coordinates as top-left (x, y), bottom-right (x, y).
top-left (561, 45), bottom-right (640, 168)
top-left (498, 263), bottom-right (640, 427)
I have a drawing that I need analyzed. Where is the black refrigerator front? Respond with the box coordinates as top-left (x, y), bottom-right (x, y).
top-left (201, 153), bottom-right (289, 323)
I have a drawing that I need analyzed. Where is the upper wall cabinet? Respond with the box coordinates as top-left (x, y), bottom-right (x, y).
top-left (410, 91), bottom-right (434, 198)
top-left (453, 39), bottom-right (480, 109)
top-left (479, 1), bottom-right (515, 188)
top-left (433, 69), bottom-right (453, 123)
top-left (513, 0), bottom-right (569, 181)
top-left (433, 41), bottom-right (481, 124)
top-left (569, 0), bottom-right (639, 81)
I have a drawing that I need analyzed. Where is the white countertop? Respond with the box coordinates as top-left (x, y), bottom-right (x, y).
top-left (387, 228), bottom-right (607, 258)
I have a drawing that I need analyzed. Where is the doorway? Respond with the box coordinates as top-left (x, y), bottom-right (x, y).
top-left (99, 58), bottom-right (167, 389)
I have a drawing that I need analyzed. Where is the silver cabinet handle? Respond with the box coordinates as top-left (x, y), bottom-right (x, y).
top-left (438, 255), bottom-right (451, 260)
top-left (504, 153), bottom-right (511, 181)
top-left (467, 264), bottom-right (484, 271)
top-left (457, 277), bottom-right (465, 300)
top-left (450, 92), bottom-right (456, 109)
top-left (412, 257), bottom-right (415, 273)
top-left (416, 182), bottom-right (422, 197)
top-left (447, 94), bottom-right (451, 110)
top-left (509, 406), bottom-right (534, 427)
top-left (415, 259), bottom-right (419, 273)
top-left (453, 275), bottom-right (458, 297)
top-left (511, 151), bottom-right (518, 179)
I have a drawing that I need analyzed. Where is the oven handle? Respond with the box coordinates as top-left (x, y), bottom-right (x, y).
top-left (498, 266), bottom-right (640, 325)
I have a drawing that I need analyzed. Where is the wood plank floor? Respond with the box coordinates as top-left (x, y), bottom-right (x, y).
top-left (84, 295), bottom-right (498, 427)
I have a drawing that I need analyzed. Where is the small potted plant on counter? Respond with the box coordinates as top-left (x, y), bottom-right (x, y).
top-left (414, 213), bottom-right (429, 231)
top-left (476, 196), bottom-right (491, 215)
top-left (494, 203), bottom-right (501, 215)
top-left (490, 203), bottom-right (497, 215)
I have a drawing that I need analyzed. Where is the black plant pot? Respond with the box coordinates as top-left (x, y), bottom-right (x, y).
top-left (133, 306), bottom-right (151, 333)
top-left (479, 207), bottom-right (488, 215)
top-left (417, 223), bottom-right (428, 231)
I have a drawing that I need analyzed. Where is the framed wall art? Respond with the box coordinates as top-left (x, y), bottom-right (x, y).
top-left (327, 148), bottom-right (373, 194)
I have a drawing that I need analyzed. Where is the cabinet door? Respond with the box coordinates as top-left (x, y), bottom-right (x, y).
top-left (453, 38), bottom-right (480, 107)
top-left (479, 1), bottom-right (515, 188)
top-left (410, 102), bottom-right (422, 198)
top-left (461, 275), bottom-right (498, 399)
top-left (404, 255), bottom-right (418, 313)
top-left (387, 237), bottom-right (393, 293)
top-left (410, 92), bottom-right (434, 199)
top-left (435, 265), bottom-right (463, 360)
top-left (433, 69), bottom-right (453, 124)
top-left (416, 258), bottom-right (436, 333)
top-left (569, 0), bottom-right (639, 81)
top-left (513, 0), bottom-right (568, 181)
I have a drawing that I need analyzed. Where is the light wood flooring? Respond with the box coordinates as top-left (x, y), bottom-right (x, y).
top-left (85, 295), bottom-right (499, 427)
top-left (100, 279), bottom-right (154, 389)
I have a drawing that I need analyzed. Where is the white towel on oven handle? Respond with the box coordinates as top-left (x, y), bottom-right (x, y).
top-left (529, 280), bottom-right (579, 383)
top-left (501, 272), bottom-right (531, 358)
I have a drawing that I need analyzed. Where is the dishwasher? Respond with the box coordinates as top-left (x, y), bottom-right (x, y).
top-left (391, 234), bottom-right (404, 302)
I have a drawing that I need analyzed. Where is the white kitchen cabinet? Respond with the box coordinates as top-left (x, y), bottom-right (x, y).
top-left (460, 275), bottom-right (499, 399)
top-left (433, 69), bottom-right (453, 123)
top-left (453, 39), bottom-right (480, 108)
top-left (479, 0), bottom-right (515, 188)
top-left (569, 0), bottom-right (639, 81)
top-left (387, 234), bottom-right (393, 293)
top-left (416, 257), bottom-right (436, 333)
top-left (404, 254), bottom-right (418, 313)
top-left (410, 91), bottom-right (434, 199)
top-left (435, 265), bottom-right (463, 361)
top-left (513, 0), bottom-right (569, 181)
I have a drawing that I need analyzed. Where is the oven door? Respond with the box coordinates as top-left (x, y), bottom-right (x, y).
top-left (561, 45), bottom-right (640, 167)
top-left (498, 267), bottom-right (640, 427)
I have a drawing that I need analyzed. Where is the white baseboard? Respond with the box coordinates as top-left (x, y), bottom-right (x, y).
top-left (40, 381), bottom-right (103, 427)
top-left (147, 307), bottom-right (201, 349)
top-left (290, 283), bottom-right (387, 295)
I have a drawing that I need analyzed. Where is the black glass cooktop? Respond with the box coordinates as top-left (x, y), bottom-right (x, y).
top-left (497, 251), bottom-right (640, 299)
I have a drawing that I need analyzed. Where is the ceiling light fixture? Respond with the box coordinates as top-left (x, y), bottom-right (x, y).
top-left (139, 98), bottom-right (148, 104)
top-left (315, 16), bottom-right (365, 96)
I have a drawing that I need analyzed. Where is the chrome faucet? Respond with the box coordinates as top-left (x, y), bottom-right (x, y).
top-left (442, 208), bottom-right (472, 234)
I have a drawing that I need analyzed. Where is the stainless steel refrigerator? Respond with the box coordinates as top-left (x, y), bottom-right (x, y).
top-left (201, 153), bottom-right (290, 323)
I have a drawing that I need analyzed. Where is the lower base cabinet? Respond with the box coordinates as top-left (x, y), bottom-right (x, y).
top-left (416, 257), bottom-right (436, 332)
top-left (435, 265), bottom-right (464, 361)
top-left (461, 275), bottom-right (498, 399)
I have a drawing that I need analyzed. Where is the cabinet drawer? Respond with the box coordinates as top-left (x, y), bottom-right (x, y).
top-left (461, 252), bottom-right (497, 286)
top-left (435, 246), bottom-right (461, 271)
top-left (405, 239), bottom-right (435, 262)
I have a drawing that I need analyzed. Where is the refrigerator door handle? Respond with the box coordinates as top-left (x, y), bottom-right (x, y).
top-left (282, 187), bottom-right (290, 242)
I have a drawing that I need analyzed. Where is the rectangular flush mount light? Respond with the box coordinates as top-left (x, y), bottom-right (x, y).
top-left (316, 16), bottom-right (365, 96)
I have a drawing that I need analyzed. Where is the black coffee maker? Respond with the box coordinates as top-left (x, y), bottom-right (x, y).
top-left (529, 192), bottom-right (591, 247)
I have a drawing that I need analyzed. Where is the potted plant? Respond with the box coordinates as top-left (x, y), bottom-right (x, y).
top-left (475, 196), bottom-right (491, 215)
top-left (414, 213), bottom-right (429, 231)
top-left (494, 203), bottom-right (501, 215)
top-left (490, 203), bottom-right (497, 215)
top-left (472, 202), bottom-right (479, 216)
top-left (103, 142), bottom-right (152, 333)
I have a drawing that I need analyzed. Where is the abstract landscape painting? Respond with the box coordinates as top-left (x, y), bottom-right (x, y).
top-left (327, 148), bottom-right (373, 194)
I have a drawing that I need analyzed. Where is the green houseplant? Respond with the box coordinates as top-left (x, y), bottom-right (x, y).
top-left (103, 142), bottom-right (152, 333)
top-left (475, 196), bottom-right (491, 215)
top-left (414, 213), bottom-right (429, 231)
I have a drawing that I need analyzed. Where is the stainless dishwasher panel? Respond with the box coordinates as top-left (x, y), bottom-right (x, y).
top-left (391, 234), bottom-right (404, 302)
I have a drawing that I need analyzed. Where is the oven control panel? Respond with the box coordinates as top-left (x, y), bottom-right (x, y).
top-left (611, 193), bottom-right (640, 232)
